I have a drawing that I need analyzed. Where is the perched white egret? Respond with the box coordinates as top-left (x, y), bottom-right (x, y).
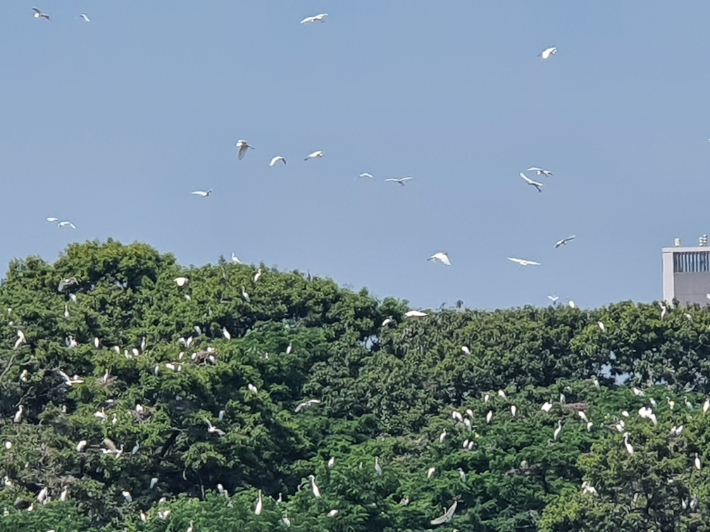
top-left (175, 277), bottom-right (188, 287)
top-left (484, 393), bottom-right (490, 403)
top-left (427, 466), bottom-right (436, 479)
top-left (568, 300), bottom-right (577, 308)
top-left (540, 46), bottom-right (558, 60)
top-left (79, 13), bottom-right (90, 22)
top-left (439, 430), bottom-right (447, 443)
top-left (222, 327), bottom-right (231, 340)
top-left (587, 421), bottom-right (594, 431)
top-left (704, 398), bottom-right (710, 414)
top-left (231, 253), bottom-right (242, 264)
top-left (270, 156), bottom-right (286, 166)
top-left (4, 441), bottom-right (11, 450)
top-left (405, 310), bottom-right (427, 318)
top-left (327, 509), bottom-right (339, 518)
top-left (528, 167), bottom-right (553, 177)
top-left (37, 486), bottom-right (48, 503)
top-left (13, 405), bottom-right (23, 423)
top-left (554, 420), bottom-right (562, 440)
top-left (486, 410), bottom-right (493, 423)
top-left (327, 456), bottom-right (336, 468)
top-left (667, 397), bottom-right (675, 410)
top-left (581, 481), bottom-right (598, 496)
top-left (384, 177), bottom-right (413, 186)
top-left (254, 268), bottom-right (262, 283)
top-left (541, 401), bottom-right (553, 412)
top-left (508, 257), bottom-right (541, 266)
top-left (255, 490), bottom-right (263, 515)
top-left (247, 383), bottom-right (258, 394)
top-left (430, 500), bottom-right (457, 526)
top-left (304, 150), bottom-right (324, 161)
top-left (236, 140), bottom-right (254, 160)
top-left (498, 390), bottom-right (507, 399)
top-left (122, 490), bottom-right (132, 503)
top-left (301, 13), bottom-right (328, 24)
top-left (695, 453), bottom-right (702, 471)
top-left (13, 330), bottom-right (26, 350)
top-left (191, 190), bottom-right (212, 198)
top-left (282, 515), bottom-right (291, 527)
top-left (375, 456), bottom-right (382, 475)
top-left (461, 345), bottom-right (471, 355)
top-left (150, 477), bottom-right (159, 489)
top-left (511, 405), bottom-right (517, 416)
top-left (577, 410), bottom-right (588, 422)
top-left (519, 172), bottom-right (543, 192)
top-left (308, 474), bottom-right (321, 498)
top-left (451, 410), bottom-right (463, 422)
top-left (76, 440), bottom-right (88, 452)
top-left (286, 343), bottom-right (293, 354)
top-left (33, 8), bottom-right (50, 20)
top-left (555, 236), bottom-right (576, 249)
top-left (428, 252), bottom-right (451, 266)
top-left (623, 433), bottom-right (634, 455)
top-left (295, 399), bottom-right (321, 412)
top-left (241, 287), bottom-right (250, 302)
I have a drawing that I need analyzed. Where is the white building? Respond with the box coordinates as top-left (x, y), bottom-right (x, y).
top-left (662, 235), bottom-right (710, 306)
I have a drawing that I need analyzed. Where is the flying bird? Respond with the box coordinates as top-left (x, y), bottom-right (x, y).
top-left (508, 257), bottom-right (541, 266)
top-left (33, 8), bottom-right (50, 20)
top-left (295, 399), bottom-right (321, 412)
top-left (301, 13), bottom-right (328, 24)
top-left (191, 190), bottom-right (212, 198)
top-left (79, 13), bottom-right (90, 22)
top-left (236, 140), bottom-right (254, 160)
top-left (548, 295), bottom-right (559, 304)
top-left (203, 418), bottom-right (226, 436)
top-left (540, 47), bottom-right (558, 60)
top-left (528, 167), bottom-right (553, 177)
top-left (58, 221), bottom-right (77, 229)
top-left (270, 156), bottom-right (286, 166)
top-left (555, 236), bottom-right (576, 248)
top-left (520, 172), bottom-right (543, 192)
top-left (385, 177), bottom-right (413, 186)
top-left (405, 310), bottom-right (427, 318)
top-left (304, 150), bottom-right (324, 161)
top-left (428, 252), bottom-right (451, 266)
top-left (358, 173), bottom-right (373, 179)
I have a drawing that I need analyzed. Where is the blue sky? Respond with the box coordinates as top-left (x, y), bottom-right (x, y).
top-left (1, 1), bottom-right (709, 310)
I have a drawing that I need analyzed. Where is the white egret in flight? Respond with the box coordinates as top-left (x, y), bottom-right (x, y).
top-left (304, 150), bottom-right (324, 161)
top-left (301, 13), bottom-right (328, 24)
top-left (508, 257), bottom-right (540, 266)
top-left (203, 418), bottom-right (225, 436)
top-left (520, 172), bottom-right (543, 192)
top-left (191, 190), bottom-right (212, 198)
top-left (270, 156), bottom-right (286, 166)
top-left (528, 167), bottom-right (553, 177)
top-left (428, 252), bottom-right (451, 266)
top-left (79, 13), bottom-right (90, 22)
top-left (358, 173), bottom-right (373, 179)
top-left (58, 221), bottom-right (76, 229)
top-left (295, 399), bottom-right (321, 412)
top-left (405, 310), bottom-right (427, 318)
top-left (555, 236), bottom-right (576, 248)
top-left (385, 177), bottom-right (413, 186)
top-left (236, 140), bottom-right (253, 160)
top-left (540, 47), bottom-right (558, 60)
top-left (33, 8), bottom-right (50, 19)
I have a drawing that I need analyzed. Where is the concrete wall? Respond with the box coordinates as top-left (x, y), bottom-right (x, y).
top-left (672, 272), bottom-right (710, 306)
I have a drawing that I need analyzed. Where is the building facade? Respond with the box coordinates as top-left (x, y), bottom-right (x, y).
top-left (662, 236), bottom-right (710, 306)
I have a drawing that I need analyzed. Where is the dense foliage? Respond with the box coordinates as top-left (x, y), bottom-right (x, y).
top-left (0, 240), bottom-right (709, 531)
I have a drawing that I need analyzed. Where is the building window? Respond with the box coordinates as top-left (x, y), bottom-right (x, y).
top-left (674, 251), bottom-right (710, 273)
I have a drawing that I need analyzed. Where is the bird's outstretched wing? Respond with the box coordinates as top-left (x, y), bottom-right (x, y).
top-left (431, 500), bottom-right (458, 526)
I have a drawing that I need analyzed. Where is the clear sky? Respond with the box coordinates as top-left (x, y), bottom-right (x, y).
top-left (1, 1), bottom-right (710, 311)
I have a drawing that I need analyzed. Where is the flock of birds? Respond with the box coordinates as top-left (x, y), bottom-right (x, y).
top-left (30, 5), bottom-right (576, 307)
